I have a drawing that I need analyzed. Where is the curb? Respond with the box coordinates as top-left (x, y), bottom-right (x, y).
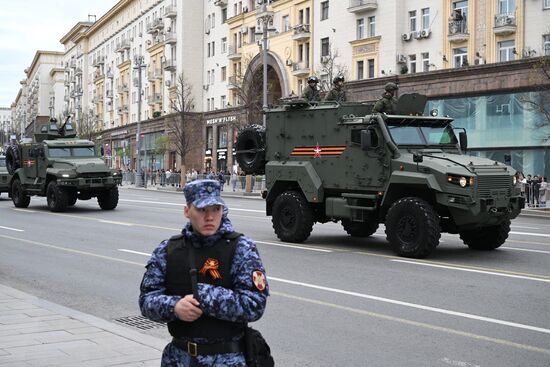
top-left (121, 185), bottom-right (263, 200)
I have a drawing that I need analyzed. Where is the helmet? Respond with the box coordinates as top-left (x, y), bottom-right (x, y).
top-left (333, 76), bottom-right (344, 84)
top-left (384, 82), bottom-right (398, 92)
top-left (307, 76), bottom-right (319, 84)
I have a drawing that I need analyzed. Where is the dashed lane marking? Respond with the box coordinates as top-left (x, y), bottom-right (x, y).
top-left (0, 225), bottom-right (24, 232)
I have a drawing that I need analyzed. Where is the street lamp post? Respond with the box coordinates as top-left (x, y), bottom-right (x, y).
top-left (256, 0), bottom-right (274, 127)
top-left (133, 55), bottom-right (146, 187)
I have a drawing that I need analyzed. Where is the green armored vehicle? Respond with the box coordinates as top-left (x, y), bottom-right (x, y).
top-left (0, 155), bottom-right (12, 197)
top-left (5, 118), bottom-right (121, 212)
top-left (236, 94), bottom-right (524, 258)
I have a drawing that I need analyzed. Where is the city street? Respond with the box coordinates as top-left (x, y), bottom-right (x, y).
top-left (0, 187), bottom-right (549, 367)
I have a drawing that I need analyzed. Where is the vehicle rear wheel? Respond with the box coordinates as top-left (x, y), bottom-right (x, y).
top-left (272, 191), bottom-right (314, 243)
top-left (459, 220), bottom-right (510, 250)
top-left (97, 187), bottom-right (119, 210)
top-left (47, 181), bottom-right (68, 212)
top-left (385, 197), bottom-right (440, 258)
top-left (11, 178), bottom-right (30, 208)
top-left (342, 220), bottom-right (379, 237)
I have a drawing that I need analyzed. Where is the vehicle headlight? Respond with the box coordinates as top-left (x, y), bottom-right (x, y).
top-left (459, 177), bottom-right (467, 187)
top-left (62, 174), bottom-right (70, 178)
top-left (447, 175), bottom-right (473, 187)
top-left (512, 176), bottom-right (517, 185)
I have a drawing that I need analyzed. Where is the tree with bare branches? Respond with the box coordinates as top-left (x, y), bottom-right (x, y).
top-left (316, 47), bottom-right (349, 95)
top-left (230, 53), bottom-right (265, 126)
top-left (167, 73), bottom-right (202, 186)
top-left (522, 56), bottom-right (550, 143)
top-left (75, 110), bottom-right (97, 142)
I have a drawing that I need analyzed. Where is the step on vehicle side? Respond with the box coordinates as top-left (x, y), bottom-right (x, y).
top-left (236, 94), bottom-right (524, 258)
top-left (6, 117), bottom-right (121, 212)
top-left (0, 155), bottom-right (12, 198)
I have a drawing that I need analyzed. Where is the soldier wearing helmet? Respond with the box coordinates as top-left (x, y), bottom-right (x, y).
top-left (301, 76), bottom-right (321, 102)
top-left (373, 82), bottom-right (399, 114)
top-left (324, 76), bottom-right (347, 102)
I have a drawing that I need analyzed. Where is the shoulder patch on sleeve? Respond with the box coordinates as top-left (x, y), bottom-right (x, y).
top-left (252, 270), bottom-right (267, 292)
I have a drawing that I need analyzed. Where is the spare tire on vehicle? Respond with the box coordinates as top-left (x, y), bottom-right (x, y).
top-left (235, 124), bottom-right (266, 174)
top-left (5, 145), bottom-right (21, 175)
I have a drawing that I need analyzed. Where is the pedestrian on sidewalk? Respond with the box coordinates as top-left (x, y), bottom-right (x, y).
top-left (139, 179), bottom-right (269, 366)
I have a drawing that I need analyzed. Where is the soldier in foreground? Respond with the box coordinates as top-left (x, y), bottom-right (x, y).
top-left (139, 179), bottom-right (269, 366)
top-left (324, 76), bottom-right (347, 102)
top-left (301, 76), bottom-right (320, 102)
top-left (373, 82), bottom-right (399, 114)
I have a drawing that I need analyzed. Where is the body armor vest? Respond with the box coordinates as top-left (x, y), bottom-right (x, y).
top-left (165, 232), bottom-right (245, 339)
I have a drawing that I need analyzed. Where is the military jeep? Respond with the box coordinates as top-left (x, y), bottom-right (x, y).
top-left (0, 155), bottom-right (12, 197)
top-left (235, 94), bottom-right (523, 258)
top-left (5, 118), bottom-right (121, 212)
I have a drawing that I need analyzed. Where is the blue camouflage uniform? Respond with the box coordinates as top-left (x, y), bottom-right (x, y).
top-left (139, 180), bottom-right (269, 367)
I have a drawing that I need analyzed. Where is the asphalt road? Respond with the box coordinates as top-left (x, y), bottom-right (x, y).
top-left (0, 188), bottom-right (549, 367)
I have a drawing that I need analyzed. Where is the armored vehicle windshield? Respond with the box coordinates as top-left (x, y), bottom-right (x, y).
top-left (47, 146), bottom-right (96, 158)
top-left (387, 119), bottom-right (458, 147)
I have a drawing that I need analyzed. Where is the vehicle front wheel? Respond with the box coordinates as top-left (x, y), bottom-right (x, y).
top-left (272, 191), bottom-right (314, 243)
top-left (97, 187), bottom-right (119, 210)
top-left (342, 220), bottom-right (379, 237)
top-left (459, 220), bottom-right (510, 250)
top-left (47, 181), bottom-right (68, 212)
top-left (11, 178), bottom-right (30, 208)
top-left (385, 197), bottom-right (440, 258)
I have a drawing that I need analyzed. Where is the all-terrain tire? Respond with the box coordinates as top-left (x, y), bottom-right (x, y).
top-left (5, 145), bottom-right (21, 175)
top-left (385, 197), bottom-right (440, 258)
top-left (459, 220), bottom-right (510, 250)
top-left (235, 125), bottom-right (266, 174)
top-left (342, 220), bottom-right (379, 237)
top-left (47, 181), bottom-right (69, 212)
top-left (97, 186), bottom-right (119, 210)
top-left (11, 178), bottom-right (30, 208)
top-left (272, 191), bottom-right (314, 243)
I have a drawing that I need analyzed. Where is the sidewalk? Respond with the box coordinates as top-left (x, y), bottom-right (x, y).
top-left (0, 284), bottom-right (164, 367)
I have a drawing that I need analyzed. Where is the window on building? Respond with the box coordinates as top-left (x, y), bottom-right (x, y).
top-left (321, 37), bottom-right (330, 57)
top-left (498, 0), bottom-right (515, 14)
top-left (221, 66), bottom-right (227, 81)
top-left (409, 55), bottom-right (417, 73)
top-left (453, 1), bottom-right (469, 20)
top-left (212, 41), bottom-right (215, 57)
top-left (368, 16), bottom-right (376, 37)
top-left (422, 52), bottom-right (430, 72)
top-left (421, 8), bottom-right (430, 29)
top-left (222, 8), bottom-right (227, 23)
top-left (409, 10), bottom-right (417, 32)
top-left (357, 60), bottom-right (364, 80)
top-left (207, 43), bottom-right (211, 57)
top-left (321, 1), bottom-right (329, 21)
top-left (211, 69), bottom-right (215, 84)
top-left (544, 35), bottom-right (550, 56)
top-left (498, 40), bottom-right (515, 61)
top-left (221, 37), bottom-right (227, 53)
top-left (211, 13), bottom-right (216, 28)
top-left (545, 0), bottom-right (550, 9)
top-left (282, 15), bottom-right (290, 31)
top-left (206, 127), bottom-right (213, 149)
top-left (218, 126), bottom-right (228, 148)
top-left (453, 47), bottom-right (468, 67)
top-left (221, 95), bottom-right (227, 109)
top-left (367, 59), bottom-right (375, 78)
top-left (356, 19), bottom-right (364, 39)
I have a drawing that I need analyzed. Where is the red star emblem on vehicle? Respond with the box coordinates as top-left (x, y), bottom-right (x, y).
top-left (313, 143), bottom-right (322, 158)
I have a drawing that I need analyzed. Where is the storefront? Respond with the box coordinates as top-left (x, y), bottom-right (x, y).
top-left (203, 109), bottom-right (243, 173)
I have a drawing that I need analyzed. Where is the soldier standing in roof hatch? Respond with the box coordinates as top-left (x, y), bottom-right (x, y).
top-left (139, 179), bottom-right (269, 366)
top-left (373, 82), bottom-right (399, 114)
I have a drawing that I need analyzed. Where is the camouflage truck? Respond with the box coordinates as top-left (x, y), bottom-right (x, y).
top-left (0, 155), bottom-right (12, 197)
top-left (235, 94), bottom-right (524, 258)
top-left (5, 118), bottom-right (121, 212)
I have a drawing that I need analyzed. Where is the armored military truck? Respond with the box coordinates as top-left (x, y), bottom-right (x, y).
top-left (0, 155), bottom-right (11, 197)
top-left (236, 94), bottom-right (524, 258)
top-left (5, 118), bottom-right (121, 212)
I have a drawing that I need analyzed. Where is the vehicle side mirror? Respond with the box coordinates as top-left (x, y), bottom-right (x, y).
top-left (459, 131), bottom-right (468, 151)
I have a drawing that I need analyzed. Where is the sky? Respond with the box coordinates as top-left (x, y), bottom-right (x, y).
top-left (0, 0), bottom-right (117, 107)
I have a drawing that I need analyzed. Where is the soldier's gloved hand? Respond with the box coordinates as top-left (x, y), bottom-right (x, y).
top-left (174, 295), bottom-right (203, 322)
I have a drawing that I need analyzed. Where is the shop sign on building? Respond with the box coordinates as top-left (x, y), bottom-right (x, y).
top-left (206, 115), bottom-right (237, 125)
top-left (217, 148), bottom-right (227, 160)
top-left (205, 149), bottom-right (212, 156)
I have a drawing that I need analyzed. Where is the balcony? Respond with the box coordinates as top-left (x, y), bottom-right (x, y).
top-left (165, 31), bottom-right (177, 44)
top-left (147, 18), bottom-right (164, 33)
top-left (106, 90), bottom-right (114, 99)
top-left (64, 95), bottom-right (70, 102)
top-left (292, 62), bottom-right (310, 76)
top-left (64, 80), bottom-right (70, 87)
top-left (227, 45), bottom-right (241, 60)
top-left (227, 75), bottom-right (239, 90)
top-left (93, 71), bottom-right (105, 82)
top-left (117, 84), bottom-right (129, 94)
top-left (164, 59), bottom-right (176, 71)
top-left (214, 0), bottom-right (227, 6)
top-left (165, 5), bottom-right (177, 18)
top-left (106, 71), bottom-right (114, 79)
top-left (74, 68), bottom-right (82, 76)
top-left (347, 0), bottom-right (378, 13)
top-left (148, 68), bottom-right (163, 81)
top-left (494, 13), bottom-right (516, 35)
top-left (69, 60), bottom-right (76, 68)
top-left (292, 24), bottom-right (311, 41)
top-left (448, 20), bottom-right (469, 43)
top-left (93, 56), bottom-right (105, 67)
top-left (116, 40), bottom-right (131, 53)
top-left (117, 106), bottom-right (128, 115)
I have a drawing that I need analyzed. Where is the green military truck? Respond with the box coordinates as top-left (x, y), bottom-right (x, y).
top-left (236, 94), bottom-right (524, 258)
top-left (0, 154), bottom-right (12, 197)
top-left (5, 118), bottom-right (121, 212)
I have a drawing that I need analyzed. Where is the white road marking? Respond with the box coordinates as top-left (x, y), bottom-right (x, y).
top-left (511, 231), bottom-right (550, 239)
top-left (118, 249), bottom-right (151, 256)
top-left (268, 276), bottom-right (550, 335)
top-left (391, 259), bottom-right (550, 283)
top-left (0, 225), bottom-right (24, 232)
top-left (255, 240), bottom-right (332, 253)
top-left (505, 247), bottom-right (550, 255)
top-left (511, 225), bottom-right (540, 230)
top-left (99, 220), bottom-right (134, 226)
top-left (12, 208), bottom-right (37, 213)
